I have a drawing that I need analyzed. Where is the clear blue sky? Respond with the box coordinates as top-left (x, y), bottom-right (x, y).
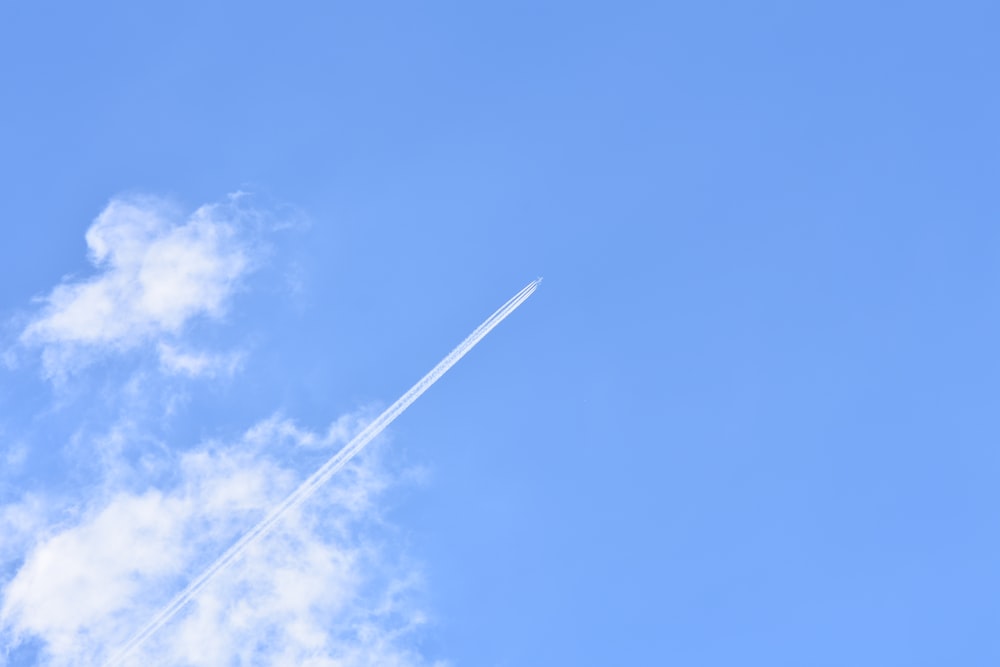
top-left (1, 2), bottom-right (999, 666)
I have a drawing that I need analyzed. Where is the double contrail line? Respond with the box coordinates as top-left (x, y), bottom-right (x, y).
top-left (102, 279), bottom-right (540, 667)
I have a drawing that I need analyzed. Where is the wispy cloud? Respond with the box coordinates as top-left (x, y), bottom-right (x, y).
top-left (0, 494), bottom-right (50, 565)
top-left (1, 419), bottom-right (436, 667)
top-left (20, 195), bottom-right (254, 379)
top-left (2, 193), bottom-right (447, 666)
top-left (156, 343), bottom-right (245, 378)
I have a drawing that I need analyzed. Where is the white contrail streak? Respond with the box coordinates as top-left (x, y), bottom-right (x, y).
top-left (102, 278), bottom-right (540, 667)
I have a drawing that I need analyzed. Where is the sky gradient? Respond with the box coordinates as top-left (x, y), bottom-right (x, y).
top-left (2, 2), bottom-right (1000, 666)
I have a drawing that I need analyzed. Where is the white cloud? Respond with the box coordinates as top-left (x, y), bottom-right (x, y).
top-left (2, 490), bottom-right (194, 660)
top-left (0, 417), bottom-right (437, 667)
top-left (156, 343), bottom-right (245, 378)
top-left (243, 414), bottom-right (322, 449)
top-left (0, 494), bottom-right (50, 566)
top-left (20, 195), bottom-right (253, 378)
top-left (3, 193), bottom-right (442, 666)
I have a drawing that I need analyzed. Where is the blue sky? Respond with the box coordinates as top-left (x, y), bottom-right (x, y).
top-left (1, 1), bottom-right (999, 665)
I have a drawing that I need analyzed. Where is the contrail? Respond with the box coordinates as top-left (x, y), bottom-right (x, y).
top-left (102, 278), bottom-right (540, 667)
